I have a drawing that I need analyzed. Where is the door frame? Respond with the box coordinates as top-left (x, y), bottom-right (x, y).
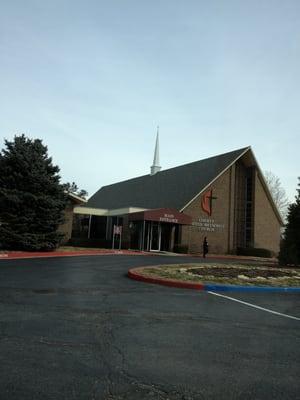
top-left (150, 221), bottom-right (161, 251)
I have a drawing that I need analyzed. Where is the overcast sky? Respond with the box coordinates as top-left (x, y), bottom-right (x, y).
top-left (0, 1), bottom-right (299, 201)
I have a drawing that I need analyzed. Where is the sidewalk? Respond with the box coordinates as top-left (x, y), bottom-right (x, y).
top-left (0, 249), bottom-right (278, 263)
top-left (156, 251), bottom-right (277, 264)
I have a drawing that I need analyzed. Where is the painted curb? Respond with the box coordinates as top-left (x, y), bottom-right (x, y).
top-left (0, 250), bottom-right (149, 261)
top-left (0, 251), bottom-right (276, 264)
top-left (204, 283), bottom-right (300, 293)
top-left (128, 269), bottom-right (204, 290)
top-left (128, 268), bottom-right (300, 293)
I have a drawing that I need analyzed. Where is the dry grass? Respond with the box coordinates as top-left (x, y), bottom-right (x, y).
top-left (139, 263), bottom-right (300, 287)
top-left (56, 246), bottom-right (105, 252)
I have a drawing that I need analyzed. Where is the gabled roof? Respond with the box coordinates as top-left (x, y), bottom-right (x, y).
top-left (87, 147), bottom-right (250, 211)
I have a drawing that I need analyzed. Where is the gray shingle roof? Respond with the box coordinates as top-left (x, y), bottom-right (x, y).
top-left (87, 147), bottom-right (250, 211)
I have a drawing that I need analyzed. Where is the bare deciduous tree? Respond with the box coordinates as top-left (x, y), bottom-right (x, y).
top-left (264, 171), bottom-right (289, 221)
top-left (63, 181), bottom-right (88, 199)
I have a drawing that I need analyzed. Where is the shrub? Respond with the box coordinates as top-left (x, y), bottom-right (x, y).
top-left (67, 238), bottom-right (111, 248)
top-left (173, 244), bottom-right (189, 254)
top-left (236, 247), bottom-right (272, 258)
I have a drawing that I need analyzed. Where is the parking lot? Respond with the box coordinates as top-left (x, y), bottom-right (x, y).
top-left (0, 255), bottom-right (299, 399)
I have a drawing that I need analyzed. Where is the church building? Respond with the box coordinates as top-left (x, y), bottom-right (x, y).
top-left (70, 134), bottom-right (283, 255)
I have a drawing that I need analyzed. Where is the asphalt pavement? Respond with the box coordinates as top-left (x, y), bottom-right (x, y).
top-left (0, 255), bottom-right (299, 400)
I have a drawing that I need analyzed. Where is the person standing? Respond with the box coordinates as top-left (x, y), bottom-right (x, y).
top-left (203, 237), bottom-right (208, 258)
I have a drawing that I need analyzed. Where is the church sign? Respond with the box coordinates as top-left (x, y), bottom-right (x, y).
top-left (129, 208), bottom-right (192, 225)
top-left (159, 213), bottom-right (179, 223)
top-left (192, 218), bottom-right (225, 232)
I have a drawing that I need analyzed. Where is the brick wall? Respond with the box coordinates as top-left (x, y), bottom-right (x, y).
top-left (254, 172), bottom-right (281, 254)
top-left (180, 163), bottom-right (281, 255)
top-left (58, 202), bottom-right (74, 244)
top-left (181, 167), bottom-right (232, 254)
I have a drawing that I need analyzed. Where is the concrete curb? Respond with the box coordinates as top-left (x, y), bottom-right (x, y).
top-left (128, 269), bottom-right (204, 290)
top-left (128, 267), bottom-right (300, 293)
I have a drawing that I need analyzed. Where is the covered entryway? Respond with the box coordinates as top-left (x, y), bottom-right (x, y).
top-left (129, 208), bottom-right (192, 252)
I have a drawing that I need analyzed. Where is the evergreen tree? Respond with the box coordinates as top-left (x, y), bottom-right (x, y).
top-left (279, 177), bottom-right (300, 266)
top-left (0, 135), bottom-right (67, 251)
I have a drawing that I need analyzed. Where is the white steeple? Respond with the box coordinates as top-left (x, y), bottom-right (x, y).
top-left (150, 127), bottom-right (161, 176)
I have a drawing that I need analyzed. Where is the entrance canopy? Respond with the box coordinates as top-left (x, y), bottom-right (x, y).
top-left (129, 208), bottom-right (192, 225)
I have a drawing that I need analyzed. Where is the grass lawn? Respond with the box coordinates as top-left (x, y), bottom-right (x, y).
top-left (56, 246), bottom-right (106, 252)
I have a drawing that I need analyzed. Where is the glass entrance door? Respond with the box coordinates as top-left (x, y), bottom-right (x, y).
top-left (150, 222), bottom-right (161, 251)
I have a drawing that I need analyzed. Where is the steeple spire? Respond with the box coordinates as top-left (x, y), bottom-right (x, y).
top-left (150, 126), bottom-right (161, 176)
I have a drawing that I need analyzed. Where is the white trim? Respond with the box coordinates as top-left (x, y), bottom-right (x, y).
top-left (107, 207), bottom-right (147, 216)
top-left (74, 206), bottom-right (148, 217)
top-left (74, 206), bottom-right (108, 216)
top-left (180, 147), bottom-right (251, 212)
top-left (66, 191), bottom-right (87, 203)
